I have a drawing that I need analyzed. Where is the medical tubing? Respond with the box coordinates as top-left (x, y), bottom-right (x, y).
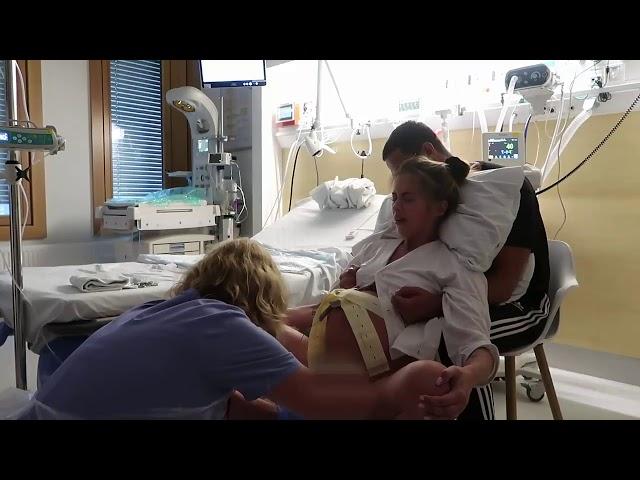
top-left (230, 162), bottom-right (247, 220)
top-left (537, 90), bottom-right (640, 195)
top-left (14, 61), bottom-right (30, 123)
top-left (471, 110), bottom-right (476, 145)
top-left (0, 256), bottom-right (36, 315)
top-left (477, 107), bottom-right (488, 133)
top-left (542, 84), bottom-right (565, 175)
top-left (287, 145), bottom-right (302, 212)
top-left (236, 185), bottom-right (248, 223)
top-left (350, 124), bottom-right (373, 160)
top-left (543, 63), bottom-right (597, 176)
top-left (508, 108), bottom-right (517, 132)
top-left (542, 108), bottom-right (593, 184)
top-left (532, 119), bottom-right (541, 168)
top-left (19, 182), bottom-right (28, 237)
top-left (523, 114), bottom-right (533, 140)
top-left (351, 124), bottom-right (373, 178)
top-left (544, 66), bottom-right (591, 177)
top-left (496, 76), bottom-right (518, 133)
top-left (545, 92), bottom-right (574, 173)
top-left (263, 131), bottom-right (302, 226)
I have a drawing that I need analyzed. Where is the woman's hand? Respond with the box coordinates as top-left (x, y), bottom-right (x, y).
top-left (339, 266), bottom-right (359, 289)
top-left (391, 287), bottom-right (443, 325)
top-left (419, 366), bottom-right (475, 419)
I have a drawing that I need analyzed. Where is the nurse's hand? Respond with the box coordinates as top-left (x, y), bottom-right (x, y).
top-left (339, 266), bottom-right (359, 289)
top-left (391, 287), bottom-right (443, 325)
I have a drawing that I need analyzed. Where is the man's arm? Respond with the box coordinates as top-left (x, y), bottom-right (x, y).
top-left (392, 287), bottom-right (443, 325)
top-left (485, 246), bottom-right (531, 305)
top-left (485, 178), bottom-right (537, 305)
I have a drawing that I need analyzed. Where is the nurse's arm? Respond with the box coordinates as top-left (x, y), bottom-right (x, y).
top-left (269, 360), bottom-right (450, 420)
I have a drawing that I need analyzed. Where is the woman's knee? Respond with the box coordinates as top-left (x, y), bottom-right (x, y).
top-left (399, 360), bottom-right (451, 397)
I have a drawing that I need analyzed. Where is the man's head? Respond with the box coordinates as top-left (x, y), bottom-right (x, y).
top-left (382, 121), bottom-right (452, 174)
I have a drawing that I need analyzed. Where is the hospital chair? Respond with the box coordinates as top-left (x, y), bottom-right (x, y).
top-left (500, 240), bottom-right (578, 420)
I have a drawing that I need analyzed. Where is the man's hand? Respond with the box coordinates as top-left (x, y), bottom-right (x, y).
top-left (419, 366), bottom-right (474, 420)
top-left (339, 266), bottom-right (359, 289)
top-left (391, 287), bottom-right (443, 325)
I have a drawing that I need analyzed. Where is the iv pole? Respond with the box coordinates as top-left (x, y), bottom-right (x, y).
top-left (3, 59), bottom-right (27, 390)
top-left (1, 60), bottom-right (64, 390)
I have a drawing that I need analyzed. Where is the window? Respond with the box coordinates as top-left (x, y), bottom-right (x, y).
top-left (90, 60), bottom-right (201, 233)
top-left (0, 60), bottom-right (46, 240)
top-left (110, 60), bottom-right (164, 200)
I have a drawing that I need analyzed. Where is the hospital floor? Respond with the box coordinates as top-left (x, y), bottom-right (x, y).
top-left (492, 368), bottom-right (640, 420)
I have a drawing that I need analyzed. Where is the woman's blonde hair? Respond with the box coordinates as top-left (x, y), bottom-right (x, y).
top-left (172, 238), bottom-right (287, 337)
top-left (395, 155), bottom-right (469, 220)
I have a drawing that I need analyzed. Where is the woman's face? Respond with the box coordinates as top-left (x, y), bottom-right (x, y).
top-left (392, 174), bottom-right (447, 240)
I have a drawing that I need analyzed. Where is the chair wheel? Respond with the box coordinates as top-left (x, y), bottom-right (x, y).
top-left (523, 382), bottom-right (545, 402)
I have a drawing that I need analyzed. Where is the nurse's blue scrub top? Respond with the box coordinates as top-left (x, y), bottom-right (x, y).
top-left (31, 289), bottom-right (301, 419)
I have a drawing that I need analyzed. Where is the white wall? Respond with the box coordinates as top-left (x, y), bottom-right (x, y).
top-left (253, 79), bottom-right (282, 233)
top-left (40, 60), bottom-right (93, 242)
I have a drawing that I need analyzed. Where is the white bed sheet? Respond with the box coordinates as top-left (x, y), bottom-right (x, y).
top-left (0, 263), bottom-right (178, 347)
top-left (0, 196), bottom-right (387, 348)
top-left (0, 264), bottom-right (339, 349)
top-left (253, 195), bottom-right (386, 251)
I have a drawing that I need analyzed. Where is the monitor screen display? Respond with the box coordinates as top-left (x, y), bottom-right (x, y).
top-left (200, 60), bottom-right (266, 88)
top-left (487, 136), bottom-right (520, 161)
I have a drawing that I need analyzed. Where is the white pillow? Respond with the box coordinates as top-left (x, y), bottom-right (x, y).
top-left (374, 166), bottom-right (524, 272)
top-left (311, 177), bottom-right (377, 209)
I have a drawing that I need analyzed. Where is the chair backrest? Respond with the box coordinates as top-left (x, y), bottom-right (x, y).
top-left (506, 240), bottom-right (579, 355)
top-left (540, 240), bottom-right (579, 343)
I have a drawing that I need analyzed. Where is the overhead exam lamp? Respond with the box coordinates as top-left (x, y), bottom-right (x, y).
top-left (305, 60), bottom-right (353, 157)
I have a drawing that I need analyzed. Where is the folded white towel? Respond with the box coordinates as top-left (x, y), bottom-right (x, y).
top-left (69, 274), bottom-right (131, 293)
top-left (311, 177), bottom-right (376, 210)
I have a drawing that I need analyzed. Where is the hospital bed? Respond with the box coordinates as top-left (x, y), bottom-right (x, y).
top-left (0, 195), bottom-right (386, 385)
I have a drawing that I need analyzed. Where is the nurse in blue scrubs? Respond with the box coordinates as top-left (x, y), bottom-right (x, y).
top-left (19, 239), bottom-right (448, 420)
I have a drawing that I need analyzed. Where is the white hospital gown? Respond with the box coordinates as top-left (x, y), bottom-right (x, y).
top-left (347, 227), bottom-right (499, 382)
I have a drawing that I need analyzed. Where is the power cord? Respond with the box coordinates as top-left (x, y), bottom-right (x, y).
top-left (314, 157), bottom-right (319, 186)
top-left (287, 145), bottom-right (302, 212)
top-left (537, 90), bottom-right (640, 195)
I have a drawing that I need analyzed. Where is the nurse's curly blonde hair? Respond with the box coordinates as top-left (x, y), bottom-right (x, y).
top-left (172, 238), bottom-right (287, 337)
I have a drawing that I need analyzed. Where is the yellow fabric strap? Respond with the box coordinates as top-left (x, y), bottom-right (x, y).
top-left (308, 289), bottom-right (390, 377)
